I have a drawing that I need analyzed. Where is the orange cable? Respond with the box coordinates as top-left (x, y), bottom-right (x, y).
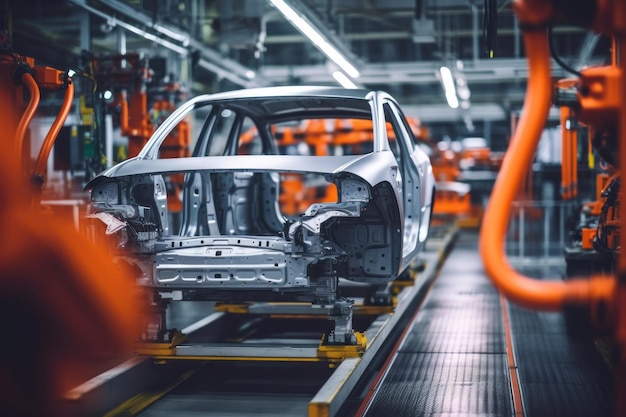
top-left (14, 72), bottom-right (40, 174)
top-left (34, 78), bottom-right (74, 179)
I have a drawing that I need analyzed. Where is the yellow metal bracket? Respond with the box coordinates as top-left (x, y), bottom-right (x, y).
top-left (354, 303), bottom-right (395, 316)
top-left (134, 331), bottom-right (188, 356)
top-left (317, 332), bottom-right (367, 360)
top-left (214, 302), bottom-right (251, 314)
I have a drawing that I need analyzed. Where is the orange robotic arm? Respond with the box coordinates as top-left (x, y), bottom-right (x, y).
top-left (479, 0), bottom-right (616, 315)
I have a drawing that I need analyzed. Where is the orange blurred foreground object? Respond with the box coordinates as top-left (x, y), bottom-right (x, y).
top-left (0, 56), bottom-right (143, 416)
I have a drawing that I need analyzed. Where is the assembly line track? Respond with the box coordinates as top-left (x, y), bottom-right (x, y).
top-left (62, 225), bottom-right (457, 417)
top-left (353, 232), bottom-right (614, 417)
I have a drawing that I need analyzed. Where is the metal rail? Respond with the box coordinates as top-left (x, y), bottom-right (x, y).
top-left (505, 199), bottom-right (578, 263)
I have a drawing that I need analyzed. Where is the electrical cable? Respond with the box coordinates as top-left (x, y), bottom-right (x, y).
top-left (34, 76), bottom-right (75, 181)
top-left (15, 71), bottom-right (40, 175)
top-left (548, 23), bottom-right (583, 78)
top-left (482, 0), bottom-right (497, 58)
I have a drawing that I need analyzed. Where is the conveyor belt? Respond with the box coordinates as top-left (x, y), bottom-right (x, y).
top-left (358, 231), bottom-right (512, 416)
top-left (508, 265), bottom-right (614, 417)
top-left (357, 231), bottom-right (613, 417)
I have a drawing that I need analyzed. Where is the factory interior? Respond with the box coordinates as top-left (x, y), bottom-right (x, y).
top-left (1, 0), bottom-right (625, 416)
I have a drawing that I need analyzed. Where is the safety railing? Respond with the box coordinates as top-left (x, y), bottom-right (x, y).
top-left (505, 200), bottom-right (580, 265)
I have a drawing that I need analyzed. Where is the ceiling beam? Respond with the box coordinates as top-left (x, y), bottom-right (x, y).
top-left (69, 0), bottom-right (259, 88)
top-left (260, 58), bottom-right (569, 85)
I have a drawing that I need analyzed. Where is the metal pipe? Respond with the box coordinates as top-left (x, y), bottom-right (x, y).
top-left (519, 204), bottom-right (524, 258)
top-left (544, 203), bottom-right (550, 258)
top-left (514, 19), bottom-right (520, 58)
top-left (559, 204), bottom-right (564, 250)
top-left (105, 114), bottom-right (113, 169)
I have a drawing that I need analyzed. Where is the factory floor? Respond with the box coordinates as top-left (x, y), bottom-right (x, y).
top-left (63, 230), bottom-right (615, 416)
top-left (353, 231), bottom-right (614, 417)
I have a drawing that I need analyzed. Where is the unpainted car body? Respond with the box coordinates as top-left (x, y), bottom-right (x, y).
top-left (87, 86), bottom-right (435, 306)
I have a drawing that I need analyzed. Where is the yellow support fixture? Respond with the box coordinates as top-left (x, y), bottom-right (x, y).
top-left (317, 332), bottom-right (366, 360)
top-left (214, 302), bottom-right (250, 314)
top-left (152, 355), bottom-right (334, 363)
top-left (309, 403), bottom-right (331, 417)
top-left (134, 331), bottom-right (188, 356)
top-left (353, 304), bottom-right (395, 316)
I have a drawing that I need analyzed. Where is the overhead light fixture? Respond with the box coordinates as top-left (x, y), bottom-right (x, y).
top-left (445, 92), bottom-right (459, 109)
top-left (122, 23), bottom-right (189, 55)
top-left (269, 0), bottom-right (360, 78)
top-left (152, 23), bottom-right (189, 46)
top-left (439, 66), bottom-right (459, 109)
top-left (332, 71), bottom-right (358, 89)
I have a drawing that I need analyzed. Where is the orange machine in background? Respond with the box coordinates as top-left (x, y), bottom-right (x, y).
top-left (88, 53), bottom-right (189, 160)
top-left (240, 119), bottom-right (378, 217)
top-left (264, 113), bottom-right (497, 227)
top-left (556, 49), bottom-right (621, 277)
top-left (88, 53), bottom-right (190, 211)
top-left (276, 122), bottom-right (339, 216)
top-left (429, 137), bottom-right (502, 227)
top-left (89, 53), bottom-right (154, 158)
top-left (239, 112), bottom-right (494, 229)
top-left (479, 1), bottom-right (626, 416)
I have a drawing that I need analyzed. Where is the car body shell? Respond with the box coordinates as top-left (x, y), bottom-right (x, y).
top-left (86, 86), bottom-right (435, 302)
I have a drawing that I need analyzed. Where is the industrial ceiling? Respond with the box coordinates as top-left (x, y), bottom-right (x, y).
top-left (9, 0), bottom-right (613, 149)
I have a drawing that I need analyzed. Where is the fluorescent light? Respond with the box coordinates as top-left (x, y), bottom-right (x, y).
top-left (445, 92), bottom-right (459, 109)
top-left (122, 23), bottom-right (189, 55)
top-left (269, 0), bottom-right (360, 78)
top-left (152, 23), bottom-right (189, 44)
top-left (332, 71), bottom-right (358, 89)
top-left (440, 66), bottom-right (459, 109)
top-left (440, 66), bottom-right (456, 93)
